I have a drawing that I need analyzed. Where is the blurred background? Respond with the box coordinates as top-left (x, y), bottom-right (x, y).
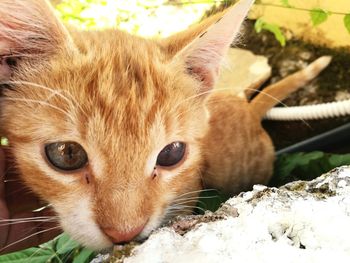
top-left (51, 0), bottom-right (350, 47)
top-left (53, 0), bottom-right (215, 37)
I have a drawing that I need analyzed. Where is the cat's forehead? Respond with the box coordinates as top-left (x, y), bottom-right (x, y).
top-left (7, 29), bottom-right (200, 148)
top-left (42, 33), bottom-right (166, 108)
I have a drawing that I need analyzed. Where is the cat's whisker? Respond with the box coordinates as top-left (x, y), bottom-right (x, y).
top-left (162, 202), bottom-right (207, 221)
top-left (174, 87), bottom-right (234, 109)
top-left (173, 94), bottom-right (246, 120)
top-left (0, 97), bottom-right (72, 120)
top-left (172, 199), bottom-right (204, 205)
top-left (172, 200), bottom-right (207, 209)
top-left (3, 179), bottom-right (21, 183)
top-left (164, 211), bottom-right (193, 218)
top-left (0, 217), bottom-right (58, 227)
top-left (172, 197), bottom-right (203, 203)
top-left (167, 203), bottom-right (191, 210)
top-left (168, 203), bottom-right (204, 212)
top-left (42, 235), bottom-right (75, 263)
top-left (172, 189), bottom-right (219, 206)
top-left (175, 86), bottom-right (311, 128)
top-left (181, 205), bottom-right (207, 213)
top-left (0, 225), bottom-right (60, 253)
top-left (0, 216), bottom-right (57, 222)
top-left (27, 246), bottom-right (51, 262)
top-left (4, 80), bottom-right (88, 117)
top-left (1, 80), bottom-right (88, 121)
top-left (169, 204), bottom-right (207, 214)
top-left (172, 203), bottom-right (207, 211)
top-left (175, 94), bottom-right (246, 117)
top-left (175, 188), bottom-right (217, 199)
top-left (2, 80), bottom-right (70, 104)
top-left (174, 195), bottom-right (219, 202)
top-left (171, 198), bottom-right (216, 208)
top-left (164, 207), bottom-right (193, 215)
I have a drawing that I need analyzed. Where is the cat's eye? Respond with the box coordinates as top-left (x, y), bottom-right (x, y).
top-left (45, 141), bottom-right (88, 171)
top-left (156, 142), bottom-right (186, 167)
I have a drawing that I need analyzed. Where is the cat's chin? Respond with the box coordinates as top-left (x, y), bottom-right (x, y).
top-left (61, 222), bottom-right (113, 251)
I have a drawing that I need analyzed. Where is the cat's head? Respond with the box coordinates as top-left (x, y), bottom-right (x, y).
top-left (0, 0), bottom-right (253, 249)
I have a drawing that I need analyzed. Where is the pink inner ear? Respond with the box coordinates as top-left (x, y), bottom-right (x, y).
top-left (188, 67), bottom-right (214, 93)
top-left (0, 41), bottom-right (10, 54)
top-left (0, 41), bottom-right (15, 81)
top-left (0, 57), bottom-right (11, 81)
top-left (185, 37), bottom-right (231, 92)
top-left (186, 62), bottom-right (217, 93)
top-left (178, 0), bottom-right (254, 93)
top-left (0, 0), bottom-right (74, 59)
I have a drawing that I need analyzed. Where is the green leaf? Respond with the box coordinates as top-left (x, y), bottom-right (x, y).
top-left (0, 247), bottom-right (53, 263)
top-left (55, 233), bottom-right (80, 255)
top-left (254, 18), bottom-right (286, 46)
top-left (72, 248), bottom-right (95, 263)
top-left (271, 152), bottom-right (350, 187)
top-left (344, 14), bottom-right (350, 34)
top-left (310, 8), bottom-right (329, 26)
top-left (280, 0), bottom-right (291, 8)
top-left (254, 18), bottom-right (264, 33)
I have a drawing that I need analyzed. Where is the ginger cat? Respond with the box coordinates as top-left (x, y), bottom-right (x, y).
top-left (0, 0), bottom-right (330, 250)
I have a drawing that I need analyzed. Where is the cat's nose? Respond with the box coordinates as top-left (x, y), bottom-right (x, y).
top-left (102, 224), bottom-right (145, 244)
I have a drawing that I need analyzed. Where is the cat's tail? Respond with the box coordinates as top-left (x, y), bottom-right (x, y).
top-left (250, 56), bottom-right (332, 119)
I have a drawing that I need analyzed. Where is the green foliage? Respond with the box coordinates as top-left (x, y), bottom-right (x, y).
top-left (71, 249), bottom-right (95, 263)
top-left (271, 152), bottom-right (350, 187)
top-left (310, 8), bottom-right (329, 26)
top-left (254, 18), bottom-right (286, 46)
top-left (344, 14), bottom-right (350, 34)
top-left (280, 0), bottom-right (291, 8)
top-left (0, 248), bottom-right (53, 263)
top-left (0, 234), bottom-right (95, 263)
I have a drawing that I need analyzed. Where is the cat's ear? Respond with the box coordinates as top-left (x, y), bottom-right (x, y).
top-left (170, 0), bottom-right (254, 92)
top-left (0, 0), bottom-right (74, 80)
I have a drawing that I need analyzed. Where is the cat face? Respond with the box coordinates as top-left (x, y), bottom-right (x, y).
top-left (1, 33), bottom-right (208, 248)
top-left (0, 0), bottom-right (253, 249)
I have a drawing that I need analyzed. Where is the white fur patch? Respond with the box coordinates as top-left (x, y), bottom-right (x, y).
top-left (55, 197), bottom-right (111, 250)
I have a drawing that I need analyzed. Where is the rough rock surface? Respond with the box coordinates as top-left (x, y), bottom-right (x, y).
top-left (94, 166), bottom-right (350, 263)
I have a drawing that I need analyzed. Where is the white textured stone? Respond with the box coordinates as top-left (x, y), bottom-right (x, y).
top-left (122, 166), bottom-right (350, 263)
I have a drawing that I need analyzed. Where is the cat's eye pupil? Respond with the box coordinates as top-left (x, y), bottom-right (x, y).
top-left (156, 142), bottom-right (186, 167)
top-left (45, 141), bottom-right (88, 171)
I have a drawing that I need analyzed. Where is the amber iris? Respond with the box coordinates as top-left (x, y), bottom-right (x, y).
top-left (45, 141), bottom-right (88, 171)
